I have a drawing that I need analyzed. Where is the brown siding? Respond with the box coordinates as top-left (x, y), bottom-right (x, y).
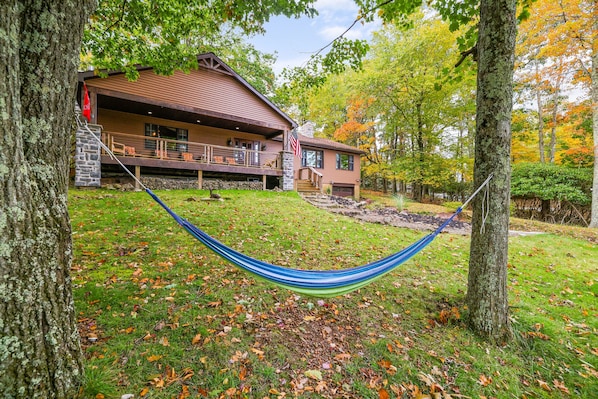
top-left (87, 68), bottom-right (288, 129)
top-left (294, 148), bottom-right (361, 195)
top-left (99, 109), bottom-right (280, 148)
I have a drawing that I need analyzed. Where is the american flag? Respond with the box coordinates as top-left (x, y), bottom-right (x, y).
top-left (290, 130), bottom-right (301, 158)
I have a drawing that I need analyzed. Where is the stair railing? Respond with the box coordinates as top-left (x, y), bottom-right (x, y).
top-left (298, 167), bottom-right (323, 192)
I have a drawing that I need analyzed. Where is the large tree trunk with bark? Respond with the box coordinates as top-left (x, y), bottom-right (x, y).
top-left (0, 1), bottom-right (93, 397)
top-left (466, 0), bottom-right (517, 343)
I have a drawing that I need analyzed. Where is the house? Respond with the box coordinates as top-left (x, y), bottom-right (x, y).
top-left (74, 53), bottom-right (362, 197)
top-left (293, 123), bottom-right (363, 198)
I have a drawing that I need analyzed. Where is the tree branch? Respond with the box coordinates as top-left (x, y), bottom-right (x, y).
top-left (106, 0), bottom-right (128, 31)
top-left (310, 0), bottom-right (396, 60)
top-left (455, 43), bottom-right (477, 68)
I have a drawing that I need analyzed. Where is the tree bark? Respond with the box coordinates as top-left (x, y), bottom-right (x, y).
top-left (466, 0), bottom-right (517, 342)
top-left (548, 84), bottom-right (560, 164)
top-left (0, 1), bottom-right (94, 397)
top-left (535, 63), bottom-right (545, 163)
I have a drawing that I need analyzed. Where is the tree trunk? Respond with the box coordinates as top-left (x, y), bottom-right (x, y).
top-left (0, 1), bottom-right (93, 397)
top-left (466, 0), bottom-right (517, 342)
top-left (535, 63), bottom-right (545, 163)
top-left (549, 83), bottom-right (560, 164)
top-left (590, 20), bottom-right (598, 228)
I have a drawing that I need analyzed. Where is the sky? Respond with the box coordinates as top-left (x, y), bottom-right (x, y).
top-left (248, 0), bottom-right (380, 74)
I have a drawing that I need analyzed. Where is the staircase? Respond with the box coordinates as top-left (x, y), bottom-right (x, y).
top-left (296, 179), bottom-right (320, 193)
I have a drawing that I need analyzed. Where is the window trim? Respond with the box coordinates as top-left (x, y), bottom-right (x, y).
top-left (144, 123), bottom-right (188, 151)
top-left (336, 153), bottom-right (354, 171)
top-left (301, 148), bottom-right (324, 169)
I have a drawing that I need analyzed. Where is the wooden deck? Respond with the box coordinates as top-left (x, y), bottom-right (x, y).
top-left (101, 131), bottom-right (283, 176)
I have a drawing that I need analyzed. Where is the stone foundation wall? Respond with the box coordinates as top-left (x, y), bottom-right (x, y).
top-left (102, 176), bottom-right (264, 191)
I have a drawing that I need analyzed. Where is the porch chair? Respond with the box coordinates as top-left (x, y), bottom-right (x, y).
top-left (110, 140), bottom-right (126, 156)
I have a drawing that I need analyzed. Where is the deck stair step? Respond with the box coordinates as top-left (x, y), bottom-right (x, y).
top-left (300, 193), bottom-right (343, 209)
top-left (296, 179), bottom-right (319, 193)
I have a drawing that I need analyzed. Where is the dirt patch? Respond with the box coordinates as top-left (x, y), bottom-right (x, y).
top-left (251, 297), bottom-right (364, 370)
top-left (303, 194), bottom-right (472, 235)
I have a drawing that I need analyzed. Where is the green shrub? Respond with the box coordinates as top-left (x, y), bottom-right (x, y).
top-left (511, 163), bottom-right (592, 205)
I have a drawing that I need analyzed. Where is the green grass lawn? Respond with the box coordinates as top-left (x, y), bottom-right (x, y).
top-left (70, 189), bottom-right (597, 399)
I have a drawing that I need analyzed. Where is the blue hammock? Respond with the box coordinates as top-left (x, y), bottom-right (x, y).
top-left (147, 189), bottom-right (465, 297)
top-left (79, 118), bottom-right (490, 297)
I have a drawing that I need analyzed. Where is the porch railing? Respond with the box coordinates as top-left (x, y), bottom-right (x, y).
top-left (101, 131), bottom-right (281, 169)
top-left (298, 166), bottom-right (323, 190)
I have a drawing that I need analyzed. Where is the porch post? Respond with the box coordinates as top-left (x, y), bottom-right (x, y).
top-left (281, 151), bottom-right (294, 191)
top-left (74, 107), bottom-right (102, 188)
top-left (198, 170), bottom-right (203, 190)
top-left (262, 175), bottom-right (267, 190)
top-left (135, 166), bottom-right (141, 191)
top-left (280, 128), bottom-right (295, 191)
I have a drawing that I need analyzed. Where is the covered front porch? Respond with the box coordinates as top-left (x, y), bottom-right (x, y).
top-left (98, 130), bottom-right (284, 190)
top-left (76, 53), bottom-right (297, 190)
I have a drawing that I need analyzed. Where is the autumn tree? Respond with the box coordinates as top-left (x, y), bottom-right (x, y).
top-left (516, 0), bottom-right (597, 226)
top-left (287, 0), bottom-right (519, 340)
top-left (0, 1), bottom-right (318, 397)
top-left (365, 17), bottom-right (476, 200)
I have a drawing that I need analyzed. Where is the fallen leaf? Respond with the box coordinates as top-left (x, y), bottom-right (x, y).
top-left (553, 379), bottom-right (570, 394)
top-left (305, 369), bottom-right (323, 381)
top-left (478, 374), bottom-right (492, 387)
top-left (239, 366), bottom-right (247, 381)
top-left (315, 380), bottom-right (327, 393)
top-left (139, 387), bottom-right (149, 397)
top-left (178, 385), bottom-right (190, 399)
top-left (147, 354), bottom-right (163, 362)
top-left (334, 353), bottom-right (351, 361)
top-left (379, 387), bottom-right (390, 399)
top-left (192, 334), bottom-right (202, 345)
top-left (537, 379), bottom-right (551, 392)
top-left (251, 347), bottom-right (264, 359)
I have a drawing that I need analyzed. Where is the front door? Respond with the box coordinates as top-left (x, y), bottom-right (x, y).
top-left (234, 139), bottom-right (260, 166)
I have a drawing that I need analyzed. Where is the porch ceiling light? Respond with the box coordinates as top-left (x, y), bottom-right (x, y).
top-left (148, 111), bottom-right (153, 115)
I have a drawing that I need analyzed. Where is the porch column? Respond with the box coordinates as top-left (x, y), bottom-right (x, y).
top-left (135, 166), bottom-right (141, 191)
top-left (262, 175), bottom-right (267, 190)
top-left (74, 108), bottom-right (102, 188)
top-left (281, 150), bottom-right (294, 191)
top-left (198, 170), bottom-right (203, 190)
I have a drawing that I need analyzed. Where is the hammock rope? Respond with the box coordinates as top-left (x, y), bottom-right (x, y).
top-left (76, 116), bottom-right (493, 297)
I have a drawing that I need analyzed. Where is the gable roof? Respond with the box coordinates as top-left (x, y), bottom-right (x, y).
top-left (298, 134), bottom-right (365, 154)
top-left (194, 53), bottom-right (296, 129)
top-left (79, 53), bottom-right (297, 137)
top-left (272, 132), bottom-right (364, 154)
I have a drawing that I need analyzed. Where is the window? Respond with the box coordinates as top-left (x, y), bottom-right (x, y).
top-left (336, 153), bottom-right (354, 171)
top-left (301, 149), bottom-right (323, 168)
top-left (145, 123), bottom-right (188, 151)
